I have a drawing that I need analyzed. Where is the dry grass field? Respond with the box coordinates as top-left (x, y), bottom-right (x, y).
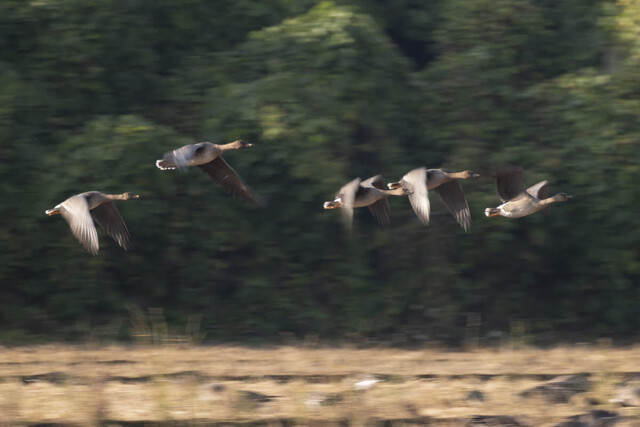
top-left (0, 343), bottom-right (639, 426)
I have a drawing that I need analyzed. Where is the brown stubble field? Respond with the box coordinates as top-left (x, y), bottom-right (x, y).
top-left (0, 344), bottom-right (638, 426)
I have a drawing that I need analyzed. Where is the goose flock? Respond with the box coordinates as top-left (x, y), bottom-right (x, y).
top-left (46, 140), bottom-right (573, 255)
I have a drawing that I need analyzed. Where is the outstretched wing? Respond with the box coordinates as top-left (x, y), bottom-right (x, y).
top-left (59, 195), bottom-right (99, 255)
top-left (527, 180), bottom-right (551, 219)
top-left (400, 167), bottom-right (429, 225)
top-left (495, 166), bottom-right (525, 202)
top-left (361, 175), bottom-right (386, 190)
top-left (367, 199), bottom-right (391, 226)
top-left (197, 157), bottom-right (263, 206)
top-left (90, 201), bottom-right (132, 250)
top-left (526, 180), bottom-right (549, 200)
top-left (336, 177), bottom-right (361, 231)
top-left (359, 175), bottom-right (391, 225)
top-left (434, 180), bottom-right (471, 232)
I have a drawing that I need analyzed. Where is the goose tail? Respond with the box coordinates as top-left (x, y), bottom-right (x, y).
top-left (484, 208), bottom-right (501, 217)
top-left (156, 159), bottom-right (177, 170)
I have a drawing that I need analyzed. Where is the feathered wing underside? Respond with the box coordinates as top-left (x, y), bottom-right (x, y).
top-left (197, 157), bottom-right (263, 206)
top-left (59, 196), bottom-right (99, 255)
top-left (367, 198), bottom-right (391, 226)
top-left (359, 175), bottom-right (390, 225)
top-left (526, 180), bottom-right (549, 200)
top-left (336, 177), bottom-right (361, 230)
top-left (90, 202), bottom-right (132, 250)
top-left (495, 166), bottom-right (526, 202)
top-left (434, 180), bottom-right (471, 232)
top-left (401, 167), bottom-right (430, 225)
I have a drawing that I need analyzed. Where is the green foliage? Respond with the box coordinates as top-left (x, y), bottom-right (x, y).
top-left (342, 0), bottom-right (444, 68)
top-left (0, 0), bottom-right (638, 343)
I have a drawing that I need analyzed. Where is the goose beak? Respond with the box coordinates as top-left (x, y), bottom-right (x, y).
top-left (470, 172), bottom-right (480, 179)
top-left (134, 194), bottom-right (140, 199)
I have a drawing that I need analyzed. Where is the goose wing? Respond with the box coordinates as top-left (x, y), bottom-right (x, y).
top-left (495, 166), bottom-right (526, 202)
top-left (361, 175), bottom-right (386, 190)
top-left (527, 180), bottom-right (551, 219)
top-left (400, 167), bottom-right (429, 225)
top-left (336, 177), bottom-right (361, 231)
top-left (58, 195), bottom-right (99, 255)
top-left (526, 180), bottom-right (549, 199)
top-left (90, 201), bottom-right (132, 250)
top-left (366, 199), bottom-right (390, 226)
top-left (197, 157), bottom-right (263, 206)
top-left (360, 175), bottom-right (391, 225)
top-left (433, 180), bottom-right (471, 232)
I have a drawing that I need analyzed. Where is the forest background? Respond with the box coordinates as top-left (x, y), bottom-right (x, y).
top-left (1, 0), bottom-right (639, 344)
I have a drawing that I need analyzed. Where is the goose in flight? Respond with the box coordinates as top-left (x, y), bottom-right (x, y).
top-left (484, 166), bottom-right (572, 218)
top-left (388, 168), bottom-right (479, 231)
top-left (156, 140), bottom-right (262, 206)
top-left (45, 191), bottom-right (139, 255)
top-left (323, 175), bottom-right (411, 230)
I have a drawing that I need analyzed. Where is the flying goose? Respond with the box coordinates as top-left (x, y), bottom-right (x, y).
top-left (156, 140), bottom-right (262, 206)
top-left (388, 168), bottom-right (479, 231)
top-left (323, 175), bottom-right (411, 230)
top-left (484, 166), bottom-right (572, 218)
top-left (45, 191), bottom-right (139, 255)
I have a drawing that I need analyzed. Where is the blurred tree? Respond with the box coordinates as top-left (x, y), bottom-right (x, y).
top-left (0, 0), bottom-right (638, 343)
top-left (199, 1), bottom-right (427, 337)
top-left (344, 0), bottom-right (445, 68)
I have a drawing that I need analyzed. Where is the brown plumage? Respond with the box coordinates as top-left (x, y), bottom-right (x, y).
top-left (485, 166), bottom-right (572, 218)
top-left (156, 140), bottom-right (262, 206)
top-left (388, 168), bottom-right (479, 232)
top-left (45, 191), bottom-right (139, 255)
top-left (323, 175), bottom-right (410, 230)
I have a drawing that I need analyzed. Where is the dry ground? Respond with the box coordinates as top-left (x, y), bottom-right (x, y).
top-left (0, 343), bottom-right (638, 425)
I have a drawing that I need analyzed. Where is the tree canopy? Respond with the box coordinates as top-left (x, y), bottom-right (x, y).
top-left (1, 0), bottom-right (638, 344)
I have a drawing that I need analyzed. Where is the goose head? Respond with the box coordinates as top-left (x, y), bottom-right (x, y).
top-left (552, 192), bottom-right (573, 202)
top-left (122, 192), bottom-right (140, 200)
top-left (230, 139), bottom-right (253, 149)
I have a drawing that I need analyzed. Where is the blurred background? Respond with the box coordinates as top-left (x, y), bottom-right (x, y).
top-left (1, 0), bottom-right (638, 345)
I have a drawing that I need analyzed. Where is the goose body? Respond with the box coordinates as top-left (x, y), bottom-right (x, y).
top-left (323, 175), bottom-right (410, 230)
top-left (388, 168), bottom-right (479, 232)
top-left (156, 140), bottom-right (262, 206)
top-left (45, 191), bottom-right (139, 255)
top-left (484, 167), bottom-right (572, 218)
